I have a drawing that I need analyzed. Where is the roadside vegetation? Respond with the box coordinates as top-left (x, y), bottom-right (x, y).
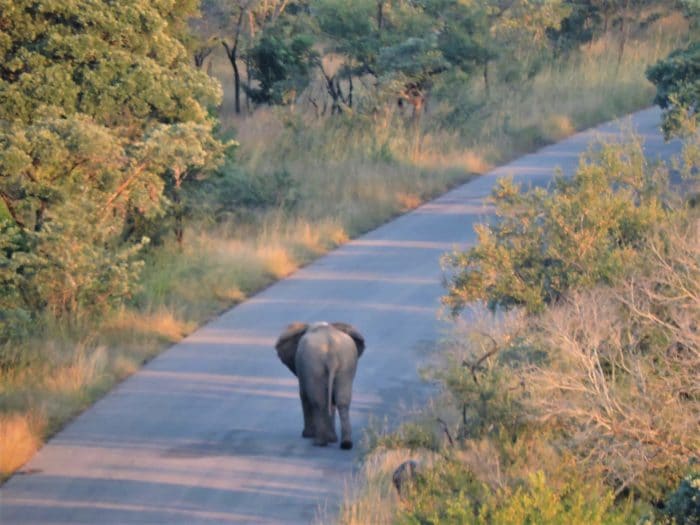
top-left (338, 32), bottom-right (700, 525)
top-left (0, 0), bottom-right (697, 492)
top-left (339, 129), bottom-right (699, 524)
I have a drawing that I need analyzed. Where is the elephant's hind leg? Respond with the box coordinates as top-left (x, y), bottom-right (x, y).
top-left (300, 390), bottom-right (314, 438)
top-left (328, 404), bottom-right (338, 443)
top-left (311, 410), bottom-right (330, 446)
top-left (338, 404), bottom-right (352, 449)
top-left (306, 382), bottom-right (333, 446)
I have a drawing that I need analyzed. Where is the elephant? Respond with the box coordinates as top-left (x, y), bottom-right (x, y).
top-left (275, 321), bottom-right (365, 449)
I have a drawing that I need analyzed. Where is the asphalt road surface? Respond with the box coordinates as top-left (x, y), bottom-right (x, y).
top-left (0, 108), bottom-right (684, 524)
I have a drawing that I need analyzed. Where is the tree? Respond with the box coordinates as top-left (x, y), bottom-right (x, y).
top-left (549, 0), bottom-right (682, 62)
top-left (435, 2), bottom-right (496, 96)
top-left (378, 35), bottom-right (450, 119)
top-left (312, 0), bottom-right (382, 113)
top-left (245, 23), bottom-right (317, 105)
top-left (647, 41), bottom-right (700, 139)
top-left (0, 0), bottom-right (225, 324)
top-left (195, 0), bottom-right (297, 113)
top-left (218, 0), bottom-right (255, 115)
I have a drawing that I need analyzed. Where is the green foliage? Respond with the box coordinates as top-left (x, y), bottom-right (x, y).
top-left (546, 1), bottom-right (601, 53)
top-left (313, 0), bottom-right (381, 71)
top-left (378, 35), bottom-right (450, 85)
top-left (442, 137), bottom-right (669, 314)
top-left (0, 0), bottom-right (225, 324)
top-left (310, 0), bottom-right (567, 112)
top-left (362, 137), bottom-right (699, 525)
top-left (246, 27), bottom-right (317, 105)
top-left (647, 41), bottom-right (700, 139)
top-left (435, 1), bottom-right (498, 75)
top-left (660, 472), bottom-right (700, 525)
top-left (190, 162), bottom-right (301, 223)
top-left (397, 462), bottom-right (636, 525)
top-left (478, 472), bottom-right (633, 525)
top-left (370, 420), bottom-right (442, 452)
top-left (396, 458), bottom-right (486, 525)
top-left (428, 349), bottom-right (526, 442)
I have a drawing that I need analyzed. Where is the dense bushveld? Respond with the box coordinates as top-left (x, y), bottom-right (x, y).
top-left (0, 0), bottom-right (697, 490)
top-left (338, 130), bottom-right (700, 523)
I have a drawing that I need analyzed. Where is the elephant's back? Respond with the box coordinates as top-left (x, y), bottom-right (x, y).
top-left (297, 326), bottom-right (354, 363)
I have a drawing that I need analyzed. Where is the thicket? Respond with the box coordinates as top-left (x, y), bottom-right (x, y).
top-left (0, 0), bottom-right (225, 349)
top-left (342, 134), bottom-right (699, 523)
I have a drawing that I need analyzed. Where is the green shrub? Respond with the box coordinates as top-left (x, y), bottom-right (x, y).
top-left (397, 462), bottom-right (638, 525)
top-left (661, 472), bottom-right (700, 525)
top-left (427, 349), bottom-right (526, 442)
top-left (479, 472), bottom-right (636, 525)
top-left (442, 135), bottom-right (670, 315)
top-left (397, 458), bottom-right (487, 525)
top-left (647, 41), bottom-right (700, 139)
top-left (188, 154), bottom-right (300, 225)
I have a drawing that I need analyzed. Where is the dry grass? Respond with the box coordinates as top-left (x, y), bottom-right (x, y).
top-left (104, 309), bottom-right (197, 344)
top-left (0, 413), bottom-right (42, 477)
top-left (523, 220), bottom-right (700, 498)
top-left (333, 448), bottom-right (438, 525)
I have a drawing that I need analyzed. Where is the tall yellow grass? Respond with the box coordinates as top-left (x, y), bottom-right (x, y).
top-left (0, 413), bottom-right (42, 476)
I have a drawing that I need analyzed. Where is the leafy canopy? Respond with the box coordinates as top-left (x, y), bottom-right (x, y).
top-left (0, 0), bottom-right (225, 328)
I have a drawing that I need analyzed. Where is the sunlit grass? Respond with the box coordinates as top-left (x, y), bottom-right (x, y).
top-left (0, 413), bottom-right (42, 478)
top-left (332, 447), bottom-right (443, 525)
top-left (105, 309), bottom-right (197, 344)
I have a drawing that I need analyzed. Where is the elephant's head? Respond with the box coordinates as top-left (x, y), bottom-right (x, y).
top-left (275, 322), bottom-right (366, 376)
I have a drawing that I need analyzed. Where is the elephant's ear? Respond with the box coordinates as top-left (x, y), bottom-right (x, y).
top-left (332, 322), bottom-right (366, 358)
top-left (275, 322), bottom-right (308, 376)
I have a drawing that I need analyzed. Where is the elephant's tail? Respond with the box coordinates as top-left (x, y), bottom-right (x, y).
top-left (327, 365), bottom-right (336, 416)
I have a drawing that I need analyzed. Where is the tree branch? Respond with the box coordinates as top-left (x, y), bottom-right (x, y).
top-left (0, 191), bottom-right (27, 229)
top-left (102, 164), bottom-right (146, 214)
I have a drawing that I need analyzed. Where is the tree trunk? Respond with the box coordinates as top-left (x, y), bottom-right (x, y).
top-left (483, 61), bottom-right (490, 98)
top-left (245, 54), bottom-right (252, 113)
top-left (223, 41), bottom-right (242, 115)
top-left (222, 8), bottom-right (247, 115)
top-left (233, 55), bottom-right (241, 114)
top-left (0, 192), bottom-right (26, 229)
top-left (173, 178), bottom-right (184, 248)
top-left (34, 200), bottom-right (46, 232)
top-left (616, 1), bottom-right (630, 69)
top-left (319, 63), bottom-right (344, 116)
top-left (194, 47), bottom-right (213, 69)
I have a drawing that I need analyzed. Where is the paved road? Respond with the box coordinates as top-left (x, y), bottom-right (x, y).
top-left (0, 108), bottom-right (683, 524)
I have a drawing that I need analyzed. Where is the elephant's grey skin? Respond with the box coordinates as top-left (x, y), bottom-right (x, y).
top-left (275, 322), bottom-right (365, 449)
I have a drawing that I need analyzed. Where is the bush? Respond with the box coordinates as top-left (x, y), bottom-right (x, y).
top-left (661, 472), bottom-right (700, 525)
top-left (647, 41), bottom-right (700, 139)
top-left (479, 472), bottom-right (635, 525)
top-left (425, 338), bottom-right (528, 443)
top-left (396, 458), bottom-right (487, 525)
top-left (442, 135), bottom-right (673, 315)
top-left (397, 460), bottom-right (638, 525)
top-left (188, 155), bottom-right (300, 225)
